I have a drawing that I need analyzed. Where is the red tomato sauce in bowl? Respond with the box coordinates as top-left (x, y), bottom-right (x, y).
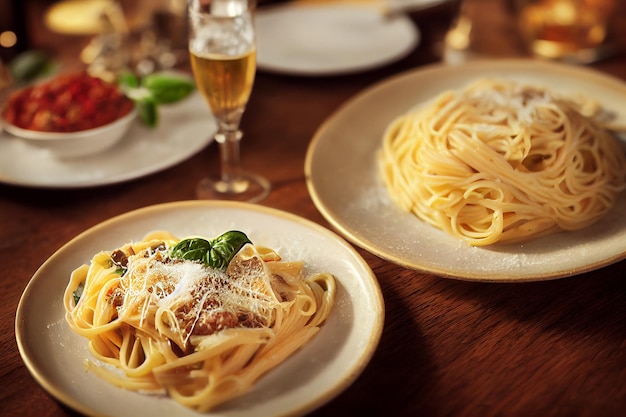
top-left (2, 72), bottom-right (134, 133)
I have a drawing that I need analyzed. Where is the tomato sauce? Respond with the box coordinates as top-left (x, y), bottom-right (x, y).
top-left (2, 72), bottom-right (134, 133)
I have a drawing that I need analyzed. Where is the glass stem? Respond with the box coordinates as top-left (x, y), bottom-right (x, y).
top-left (215, 128), bottom-right (244, 193)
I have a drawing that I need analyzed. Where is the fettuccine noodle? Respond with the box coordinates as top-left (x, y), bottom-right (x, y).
top-left (380, 79), bottom-right (626, 246)
top-left (64, 230), bottom-right (335, 411)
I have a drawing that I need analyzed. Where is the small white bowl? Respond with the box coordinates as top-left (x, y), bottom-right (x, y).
top-left (2, 107), bottom-right (137, 159)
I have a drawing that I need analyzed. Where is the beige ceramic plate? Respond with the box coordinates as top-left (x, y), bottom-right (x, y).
top-left (15, 201), bottom-right (383, 417)
top-left (306, 59), bottom-right (626, 282)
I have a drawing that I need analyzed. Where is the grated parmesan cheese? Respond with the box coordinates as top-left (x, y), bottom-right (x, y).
top-left (115, 243), bottom-right (279, 348)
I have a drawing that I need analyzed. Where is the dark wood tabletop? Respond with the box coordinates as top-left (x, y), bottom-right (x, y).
top-left (2, 1), bottom-right (625, 416)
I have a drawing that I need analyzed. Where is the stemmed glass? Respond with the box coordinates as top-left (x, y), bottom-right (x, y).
top-left (188, 0), bottom-right (270, 202)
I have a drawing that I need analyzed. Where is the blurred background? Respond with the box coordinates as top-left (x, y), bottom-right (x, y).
top-left (0, 0), bottom-right (188, 81)
top-left (2, 0), bottom-right (626, 82)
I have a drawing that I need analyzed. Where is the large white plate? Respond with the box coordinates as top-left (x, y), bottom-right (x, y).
top-left (305, 59), bottom-right (626, 282)
top-left (15, 201), bottom-right (384, 417)
top-left (0, 92), bottom-right (215, 188)
top-left (255, 2), bottom-right (420, 76)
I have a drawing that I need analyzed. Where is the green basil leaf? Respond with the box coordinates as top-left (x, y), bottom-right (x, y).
top-left (170, 231), bottom-right (252, 271)
top-left (207, 231), bottom-right (252, 270)
top-left (9, 50), bottom-right (55, 84)
top-left (118, 72), bottom-right (194, 128)
top-left (118, 71), bottom-right (140, 91)
top-left (137, 99), bottom-right (158, 128)
top-left (142, 73), bottom-right (195, 104)
top-left (171, 238), bottom-right (212, 262)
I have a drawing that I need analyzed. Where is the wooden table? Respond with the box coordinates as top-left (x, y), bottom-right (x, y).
top-left (2, 1), bottom-right (625, 416)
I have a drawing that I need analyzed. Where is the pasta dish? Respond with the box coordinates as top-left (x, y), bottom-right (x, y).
top-left (63, 230), bottom-right (335, 411)
top-left (380, 79), bottom-right (626, 246)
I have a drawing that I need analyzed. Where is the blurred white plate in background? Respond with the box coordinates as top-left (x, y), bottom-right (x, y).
top-left (255, 2), bottom-right (420, 76)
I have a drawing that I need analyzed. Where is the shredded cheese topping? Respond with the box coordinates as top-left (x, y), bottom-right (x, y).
top-left (116, 244), bottom-right (279, 348)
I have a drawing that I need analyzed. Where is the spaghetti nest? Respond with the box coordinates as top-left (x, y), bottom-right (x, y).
top-left (380, 79), bottom-right (626, 246)
top-left (63, 230), bottom-right (335, 411)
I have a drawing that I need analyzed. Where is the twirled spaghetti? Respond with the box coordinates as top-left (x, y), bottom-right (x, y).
top-left (380, 79), bottom-right (626, 246)
top-left (63, 230), bottom-right (335, 411)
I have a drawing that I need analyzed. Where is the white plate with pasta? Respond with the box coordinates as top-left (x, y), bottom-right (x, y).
top-left (15, 201), bottom-right (384, 416)
top-left (306, 59), bottom-right (626, 281)
top-left (0, 92), bottom-right (214, 188)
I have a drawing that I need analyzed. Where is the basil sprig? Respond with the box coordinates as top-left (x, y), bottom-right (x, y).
top-left (170, 231), bottom-right (252, 271)
top-left (118, 72), bottom-right (195, 128)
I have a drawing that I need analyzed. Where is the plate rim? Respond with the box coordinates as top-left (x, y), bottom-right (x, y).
top-left (305, 58), bottom-right (626, 282)
top-left (15, 200), bottom-right (385, 417)
top-left (255, 2), bottom-right (420, 76)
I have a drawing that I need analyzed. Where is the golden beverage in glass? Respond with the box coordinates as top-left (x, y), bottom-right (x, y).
top-left (188, 0), bottom-right (269, 202)
top-left (516, 0), bottom-right (616, 63)
top-left (190, 49), bottom-right (256, 125)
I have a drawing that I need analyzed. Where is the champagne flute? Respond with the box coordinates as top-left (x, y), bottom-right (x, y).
top-left (188, 0), bottom-right (270, 202)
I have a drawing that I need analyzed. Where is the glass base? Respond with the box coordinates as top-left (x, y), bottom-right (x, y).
top-left (196, 172), bottom-right (270, 203)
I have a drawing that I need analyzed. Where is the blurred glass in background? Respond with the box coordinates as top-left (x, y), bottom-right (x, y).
top-left (445, 0), bottom-right (624, 64)
top-left (513, 0), bottom-right (619, 63)
top-left (3, 0), bottom-right (190, 81)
